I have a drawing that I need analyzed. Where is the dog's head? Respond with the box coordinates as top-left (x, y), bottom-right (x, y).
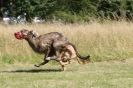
top-left (14, 29), bottom-right (39, 40)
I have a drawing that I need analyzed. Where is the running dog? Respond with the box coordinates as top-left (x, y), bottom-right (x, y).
top-left (14, 29), bottom-right (90, 70)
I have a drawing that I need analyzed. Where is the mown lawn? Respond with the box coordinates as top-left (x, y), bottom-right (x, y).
top-left (0, 59), bottom-right (133, 88)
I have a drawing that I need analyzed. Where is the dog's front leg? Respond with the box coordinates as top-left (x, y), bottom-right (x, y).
top-left (34, 60), bottom-right (49, 67)
top-left (34, 47), bottom-right (51, 67)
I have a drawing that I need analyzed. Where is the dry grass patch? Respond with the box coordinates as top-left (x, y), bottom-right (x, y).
top-left (0, 21), bottom-right (133, 64)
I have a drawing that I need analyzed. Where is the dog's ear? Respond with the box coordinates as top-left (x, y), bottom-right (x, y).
top-left (30, 30), bottom-right (39, 37)
top-left (21, 29), bottom-right (29, 36)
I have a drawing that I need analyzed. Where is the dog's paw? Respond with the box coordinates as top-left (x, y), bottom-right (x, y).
top-left (34, 64), bottom-right (40, 67)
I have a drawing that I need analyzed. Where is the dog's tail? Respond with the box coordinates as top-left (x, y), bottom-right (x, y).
top-left (68, 43), bottom-right (90, 64)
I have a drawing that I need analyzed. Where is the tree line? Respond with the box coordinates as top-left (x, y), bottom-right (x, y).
top-left (0, 0), bottom-right (133, 23)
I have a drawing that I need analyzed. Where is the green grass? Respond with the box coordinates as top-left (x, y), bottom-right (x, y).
top-left (0, 59), bottom-right (133, 88)
top-left (0, 22), bottom-right (133, 88)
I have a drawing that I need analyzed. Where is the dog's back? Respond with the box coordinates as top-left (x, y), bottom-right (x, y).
top-left (33, 32), bottom-right (68, 53)
top-left (38, 32), bottom-right (68, 42)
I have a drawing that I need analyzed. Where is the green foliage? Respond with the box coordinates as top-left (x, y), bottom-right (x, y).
top-left (1, 0), bottom-right (133, 22)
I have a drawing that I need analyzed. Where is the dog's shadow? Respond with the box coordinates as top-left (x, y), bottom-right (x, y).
top-left (1, 68), bottom-right (62, 73)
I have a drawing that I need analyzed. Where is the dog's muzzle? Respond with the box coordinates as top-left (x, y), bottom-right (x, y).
top-left (14, 32), bottom-right (23, 40)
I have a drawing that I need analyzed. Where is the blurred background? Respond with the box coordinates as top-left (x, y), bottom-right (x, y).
top-left (0, 0), bottom-right (133, 24)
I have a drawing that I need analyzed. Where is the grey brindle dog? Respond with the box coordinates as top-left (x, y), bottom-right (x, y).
top-left (14, 29), bottom-right (90, 70)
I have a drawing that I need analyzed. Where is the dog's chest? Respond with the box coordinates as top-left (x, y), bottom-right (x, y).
top-left (36, 42), bottom-right (50, 52)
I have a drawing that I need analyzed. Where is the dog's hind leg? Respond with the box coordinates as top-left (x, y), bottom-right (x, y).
top-left (58, 60), bottom-right (70, 71)
top-left (59, 61), bottom-right (66, 71)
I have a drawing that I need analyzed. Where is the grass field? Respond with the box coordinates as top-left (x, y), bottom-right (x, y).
top-left (0, 21), bottom-right (133, 88)
top-left (0, 21), bottom-right (133, 64)
top-left (0, 58), bottom-right (133, 88)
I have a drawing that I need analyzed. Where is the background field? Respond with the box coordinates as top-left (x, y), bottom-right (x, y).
top-left (0, 21), bottom-right (133, 88)
top-left (0, 21), bottom-right (133, 65)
